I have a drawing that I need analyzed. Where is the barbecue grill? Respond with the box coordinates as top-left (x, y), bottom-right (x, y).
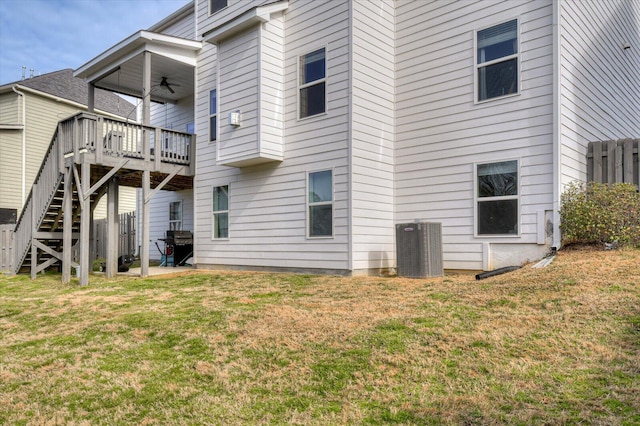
top-left (159, 230), bottom-right (193, 267)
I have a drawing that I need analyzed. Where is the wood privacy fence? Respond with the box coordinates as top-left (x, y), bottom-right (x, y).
top-left (587, 139), bottom-right (640, 187)
top-left (93, 211), bottom-right (136, 260)
top-left (1, 225), bottom-right (14, 274)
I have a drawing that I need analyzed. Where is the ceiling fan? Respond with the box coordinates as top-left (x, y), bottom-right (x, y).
top-left (159, 76), bottom-right (180, 94)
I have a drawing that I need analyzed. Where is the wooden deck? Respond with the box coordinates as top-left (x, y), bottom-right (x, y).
top-left (10, 112), bottom-right (194, 285)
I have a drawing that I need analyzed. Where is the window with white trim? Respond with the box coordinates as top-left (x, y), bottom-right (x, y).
top-left (476, 19), bottom-right (519, 102)
top-left (308, 170), bottom-right (333, 237)
top-left (299, 48), bottom-right (326, 119)
top-left (210, 0), bottom-right (227, 15)
top-left (169, 201), bottom-right (182, 230)
top-left (476, 160), bottom-right (519, 235)
top-left (213, 185), bottom-right (229, 239)
top-left (210, 89), bottom-right (217, 142)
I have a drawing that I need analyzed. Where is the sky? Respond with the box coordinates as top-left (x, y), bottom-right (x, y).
top-left (0, 0), bottom-right (191, 85)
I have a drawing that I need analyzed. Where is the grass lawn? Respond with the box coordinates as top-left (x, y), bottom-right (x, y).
top-left (1, 248), bottom-right (639, 425)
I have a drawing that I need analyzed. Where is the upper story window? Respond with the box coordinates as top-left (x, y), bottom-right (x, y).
top-left (213, 185), bottom-right (229, 239)
top-left (308, 170), bottom-right (333, 237)
top-left (299, 48), bottom-right (326, 119)
top-left (169, 201), bottom-right (183, 230)
top-left (476, 160), bottom-right (519, 236)
top-left (210, 89), bottom-right (217, 142)
top-left (475, 19), bottom-right (519, 102)
top-left (210, 0), bottom-right (227, 15)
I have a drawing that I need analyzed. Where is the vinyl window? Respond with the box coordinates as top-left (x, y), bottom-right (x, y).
top-left (210, 0), bottom-right (227, 15)
top-left (213, 185), bottom-right (229, 239)
top-left (210, 90), bottom-right (217, 142)
top-left (299, 48), bottom-right (326, 119)
top-left (307, 170), bottom-right (333, 237)
top-left (475, 19), bottom-right (519, 102)
top-left (169, 201), bottom-right (182, 231)
top-left (476, 160), bottom-right (519, 235)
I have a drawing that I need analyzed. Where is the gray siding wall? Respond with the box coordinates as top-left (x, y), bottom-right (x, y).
top-left (350, 0), bottom-right (396, 272)
top-left (395, 0), bottom-right (555, 270)
top-left (194, 0), bottom-right (351, 271)
top-left (559, 0), bottom-right (640, 184)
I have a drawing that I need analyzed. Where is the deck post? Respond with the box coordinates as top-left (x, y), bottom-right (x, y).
top-left (79, 161), bottom-right (91, 286)
top-left (62, 166), bottom-right (72, 283)
top-left (105, 177), bottom-right (119, 278)
top-left (141, 170), bottom-right (150, 277)
top-left (87, 83), bottom-right (95, 113)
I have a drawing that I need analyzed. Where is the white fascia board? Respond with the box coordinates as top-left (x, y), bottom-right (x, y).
top-left (74, 30), bottom-right (202, 82)
top-left (203, 1), bottom-right (288, 44)
top-left (146, 43), bottom-right (198, 67)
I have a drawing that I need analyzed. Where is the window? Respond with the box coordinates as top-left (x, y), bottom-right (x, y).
top-left (213, 185), bottom-right (229, 239)
top-left (210, 90), bottom-right (217, 142)
top-left (308, 170), bottom-right (333, 237)
top-left (210, 0), bottom-right (227, 14)
top-left (186, 122), bottom-right (194, 134)
top-left (476, 19), bottom-right (518, 102)
top-left (169, 201), bottom-right (182, 230)
top-left (299, 48), bottom-right (326, 119)
top-left (476, 160), bottom-right (519, 235)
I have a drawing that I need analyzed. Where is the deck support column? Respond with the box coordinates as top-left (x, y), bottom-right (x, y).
top-left (79, 161), bottom-right (91, 286)
top-left (87, 83), bottom-right (95, 113)
top-left (105, 177), bottom-right (119, 278)
top-left (62, 166), bottom-right (72, 283)
top-left (141, 170), bottom-right (150, 277)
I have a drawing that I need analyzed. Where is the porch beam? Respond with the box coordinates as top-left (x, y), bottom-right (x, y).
top-left (79, 161), bottom-right (91, 286)
top-left (87, 83), bottom-right (95, 113)
top-left (106, 177), bottom-right (119, 278)
top-left (141, 170), bottom-right (150, 277)
top-left (83, 159), bottom-right (128, 200)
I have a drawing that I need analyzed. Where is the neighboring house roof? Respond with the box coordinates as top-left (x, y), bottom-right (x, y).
top-left (0, 69), bottom-right (134, 118)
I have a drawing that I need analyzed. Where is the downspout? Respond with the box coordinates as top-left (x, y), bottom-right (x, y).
top-left (12, 86), bottom-right (26, 207)
top-left (552, 0), bottom-right (562, 250)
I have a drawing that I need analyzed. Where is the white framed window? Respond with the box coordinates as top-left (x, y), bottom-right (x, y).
top-left (210, 0), bottom-right (227, 15)
top-left (475, 19), bottom-right (519, 102)
top-left (307, 170), bottom-right (333, 238)
top-left (210, 89), bottom-right (217, 142)
top-left (475, 160), bottom-right (520, 236)
top-left (186, 122), bottom-right (194, 134)
top-left (213, 185), bottom-right (229, 239)
top-left (298, 48), bottom-right (326, 119)
top-left (169, 201), bottom-right (183, 230)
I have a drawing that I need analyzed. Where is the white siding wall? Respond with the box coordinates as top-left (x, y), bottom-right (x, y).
top-left (0, 93), bottom-right (22, 211)
top-left (395, 0), bottom-right (555, 270)
top-left (217, 28), bottom-right (261, 162)
top-left (260, 14), bottom-right (285, 158)
top-left (559, 0), bottom-right (640, 184)
top-left (350, 0), bottom-right (396, 272)
top-left (194, 0), bottom-right (351, 272)
top-left (142, 93), bottom-right (195, 250)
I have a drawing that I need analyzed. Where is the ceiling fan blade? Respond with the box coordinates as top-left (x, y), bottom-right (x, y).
top-left (167, 85), bottom-right (175, 94)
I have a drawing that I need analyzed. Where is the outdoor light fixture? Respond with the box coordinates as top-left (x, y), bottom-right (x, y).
top-left (229, 110), bottom-right (241, 127)
top-left (622, 42), bottom-right (631, 50)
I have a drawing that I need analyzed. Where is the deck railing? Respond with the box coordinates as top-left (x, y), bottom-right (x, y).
top-left (64, 113), bottom-right (193, 166)
top-left (13, 127), bottom-right (64, 273)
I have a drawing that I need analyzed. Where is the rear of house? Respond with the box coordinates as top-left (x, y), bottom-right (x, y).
top-left (72, 0), bottom-right (638, 276)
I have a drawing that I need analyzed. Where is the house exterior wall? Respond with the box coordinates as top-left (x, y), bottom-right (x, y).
top-left (350, 0), bottom-right (396, 273)
top-left (395, 0), bottom-right (555, 270)
top-left (0, 91), bottom-right (78, 213)
top-left (558, 0), bottom-right (640, 185)
top-left (194, 0), bottom-right (352, 272)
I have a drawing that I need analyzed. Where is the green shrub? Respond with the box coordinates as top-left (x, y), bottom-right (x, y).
top-left (560, 181), bottom-right (640, 246)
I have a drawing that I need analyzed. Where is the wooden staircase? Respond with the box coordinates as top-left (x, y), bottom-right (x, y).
top-left (11, 112), bottom-right (194, 284)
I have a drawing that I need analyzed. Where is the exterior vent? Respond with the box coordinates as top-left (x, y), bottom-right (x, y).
top-left (395, 222), bottom-right (443, 278)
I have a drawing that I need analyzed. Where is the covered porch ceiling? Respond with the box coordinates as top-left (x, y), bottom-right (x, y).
top-left (74, 31), bottom-right (202, 104)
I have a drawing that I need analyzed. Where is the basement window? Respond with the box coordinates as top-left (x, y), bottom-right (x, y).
top-left (476, 160), bottom-right (519, 235)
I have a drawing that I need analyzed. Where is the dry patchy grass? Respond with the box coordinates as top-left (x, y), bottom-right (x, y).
top-left (1, 248), bottom-right (639, 425)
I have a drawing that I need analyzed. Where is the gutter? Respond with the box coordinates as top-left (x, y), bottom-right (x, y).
top-left (12, 86), bottom-right (27, 207)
